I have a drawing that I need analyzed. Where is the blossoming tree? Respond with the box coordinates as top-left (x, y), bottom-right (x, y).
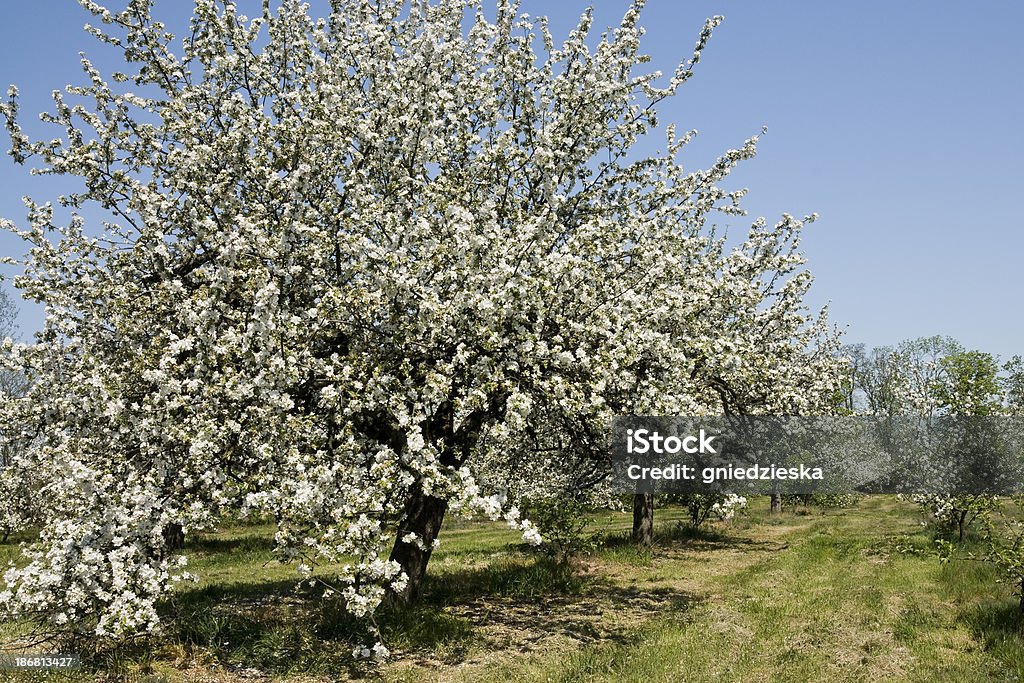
top-left (0, 0), bottom-right (841, 645)
top-left (0, 288), bottom-right (33, 543)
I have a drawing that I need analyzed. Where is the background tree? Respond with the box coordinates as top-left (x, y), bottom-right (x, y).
top-left (848, 340), bottom-right (1009, 541)
top-left (622, 218), bottom-right (843, 540)
top-left (930, 350), bottom-right (1003, 417)
top-left (846, 336), bottom-right (962, 417)
top-left (926, 349), bottom-right (1005, 540)
top-left (845, 344), bottom-right (907, 416)
top-left (839, 342), bottom-right (867, 414)
top-left (0, 288), bottom-right (21, 396)
top-left (1003, 356), bottom-right (1024, 414)
top-left (0, 287), bottom-right (32, 543)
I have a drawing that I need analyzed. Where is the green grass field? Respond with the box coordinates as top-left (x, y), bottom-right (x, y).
top-left (2, 496), bottom-right (1023, 682)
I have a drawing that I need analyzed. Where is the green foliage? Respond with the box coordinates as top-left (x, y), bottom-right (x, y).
top-left (936, 496), bottom-right (1024, 612)
top-left (977, 496), bottom-right (1024, 610)
top-left (1004, 356), bottom-right (1024, 413)
top-left (931, 350), bottom-right (1004, 416)
top-left (523, 496), bottom-right (597, 562)
top-left (911, 493), bottom-right (999, 541)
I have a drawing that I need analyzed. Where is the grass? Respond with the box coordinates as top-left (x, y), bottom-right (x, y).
top-left (1, 497), bottom-right (1023, 681)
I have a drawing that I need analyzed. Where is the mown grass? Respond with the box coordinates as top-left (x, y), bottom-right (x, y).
top-left (1, 497), bottom-right (1023, 682)
top-left (485, 499), bottom-right (1024, 683)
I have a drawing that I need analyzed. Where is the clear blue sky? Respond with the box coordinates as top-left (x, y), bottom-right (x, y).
top-left (0, 1), bottom-right (1021, 360)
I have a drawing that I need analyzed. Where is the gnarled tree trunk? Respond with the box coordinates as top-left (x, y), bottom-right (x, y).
top-left (387, 486), bottom-right (449, 604)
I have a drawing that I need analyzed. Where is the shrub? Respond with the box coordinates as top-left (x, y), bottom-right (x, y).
top-left (673, 493), bottom-right (747, 528)
top-left (522, 497), bottom-right (597, 563)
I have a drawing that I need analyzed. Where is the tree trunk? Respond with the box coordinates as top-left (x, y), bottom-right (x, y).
top-left (632, 493), bottom-right (654, 546)
top-left (1, 528), bottom-right (9, 544)
top-left (387, 487), bottom-right (449, 604)
top-left (770, 492), bottom-right (782, 514)
top-left (957, 511), bottom-right (967, 542)
top-left (163, 522), bottom-right (185, 550)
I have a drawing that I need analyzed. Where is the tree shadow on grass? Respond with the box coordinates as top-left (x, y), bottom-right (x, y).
top-left (960, 598), bottom-right (1024, 647)
top-left (424, 555), bottom-right (589, 605)
top-left (153, 554), bottom-right (698, 677)
top-left (171, 577), bottom-right (305, 609)
top-left (154, 578), bottom-right (373, 678)
top-left (419, 555), bottom-right (699, 655)
top-left (159, 561), bottom-right (580, 674)
top-left (955, 598), bottom-right (1024, 675)
top-left (185, 533), bottom-right (277, 556)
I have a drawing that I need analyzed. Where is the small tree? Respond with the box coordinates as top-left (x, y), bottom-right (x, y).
top-left (938, 496), bottom-right (1024, 612)
top-left (980, 511), bottom-right (1024, 612)
top-left (911, 492), bottom-right (999, 543)
top-left (0, 288), bottom-right (22, 399)
top-left (522, 496), bottom-right (595, 563)
top-left (674, 493), bottom-right (746, 529)
top-left (927, 349), bottom-right (1005, 541)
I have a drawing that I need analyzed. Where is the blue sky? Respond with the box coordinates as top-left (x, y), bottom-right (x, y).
top-left (0, 1), bottom-right (1021, 360)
